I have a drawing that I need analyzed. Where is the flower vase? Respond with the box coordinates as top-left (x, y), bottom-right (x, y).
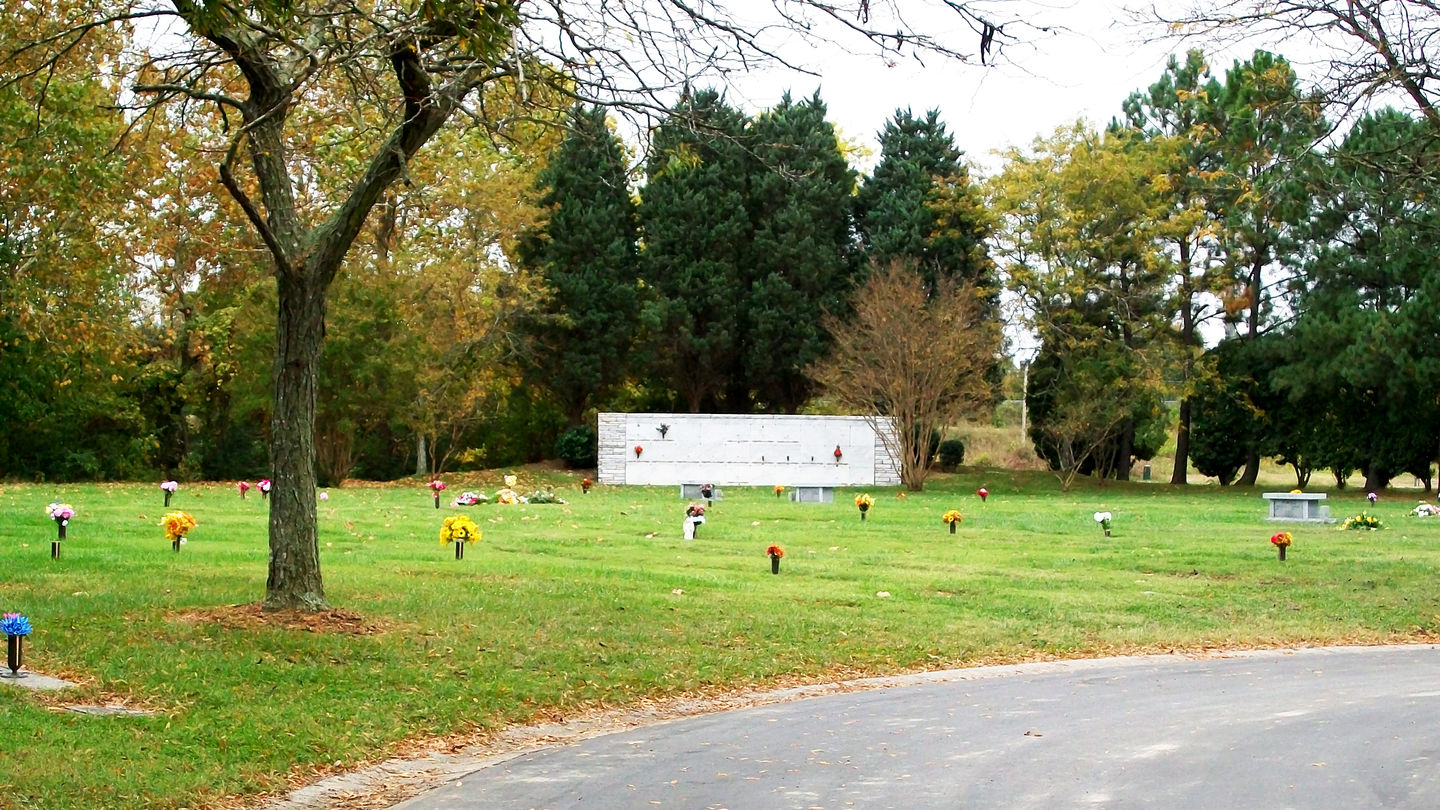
top-left (173, 538), bottom-right (182, 553)
top-left (949, 522), bottom-right (956, 535)
top-left (455, 539), bottom-right (464, 560)
top-left (4, 635), bottom-right (23, 678)
top-left (434, 493), bottom-right (440, 509)
top-left (859, 507), bottom-right (867, 522)
top-left (58, 522), bottom-right (66, 541)
top-left (1278, 545), bottom-right (1286, 562)
top-left (164, 491), bottom-right (172, 508)
top-left (771, 555), bottom-right (781, 574)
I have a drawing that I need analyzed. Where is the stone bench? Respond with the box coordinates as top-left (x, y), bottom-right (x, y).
top-left (1263, 492), bottom-right (1333, 523)
top-left (788, 486), bottom-right (834, 504)
top-left (680, 484), bottom-right (722, 500)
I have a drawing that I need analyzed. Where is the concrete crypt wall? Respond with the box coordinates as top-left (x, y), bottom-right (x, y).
top-left (596, 413), bottom-right (901, 487)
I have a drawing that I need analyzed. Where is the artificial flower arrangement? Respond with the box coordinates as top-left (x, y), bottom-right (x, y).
top-left (527, 491), bottom-right (567, 504)
top-left (427, 479), bottom-right (446, 508)
top-left (581, 478), bottom-right (594, 494)
top-left (160, 511), bottom-right (197, 552)
top-left (942, 509), bottom-right (963, 534)
top-left (774, 484), bottom-right (785, 497)
top-left (257, 479), bottom-right (272, 497)
top-left (1341, 512), bottom-right (1383, 531)
top-left (440, 515), bottom-right (482, 559)
top-left (45, 502), bottom-right (74, 556)
top-left (238, 481), bottom-right (251, 498)
top-left (1410, 502), bottom-right (1440, 517)
top-left (1094, 511), bottom-right (1113, 536)
top-left (1270, 531), bottom-right (1293, 561)
top-left (452, 491), bottom-right (489, 506)
top-left (2, 612), bottom-right (31, 677)
top-left (1, 613), bottom-right (32, 637)
top-left (682, 502), bottom-right (706, 539)
top-left (46, 502), bottom-right (74, 524)
top-left (495, 474), bottom-right (527, 504)
top-left (855, 493), bottom-right (874, 521)
top-left (1367, 491), bottom-right (1379, 505)
top-left (319, 491), bottom-right (330, 501)
top-left (766, 544), bottom-right (785, 574)
top-left (160, 480), bottom-right (178, 507)
top-left (977, 487), bottom-right (989, 502)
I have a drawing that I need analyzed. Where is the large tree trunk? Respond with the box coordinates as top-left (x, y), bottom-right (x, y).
top-left (1237, 448), bottom-right (1260, 487)
top-left (1363, 463), bottom-right (1391, 493)
top-left (1170, 397), bottom-right (1191, 485)
top-left (265, 270), bottom-right (329, 611)
top-left (1114, 420), bottom-right (1133, 482)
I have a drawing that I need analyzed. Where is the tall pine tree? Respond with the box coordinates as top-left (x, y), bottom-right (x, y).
top-left (744, 91), bottom-right (858, 413)
top-left (857, 108), bottom-right (995, 306)
top-left (518, 105), bottom-right (640, 425)
top-left (638, 89), bottom-right (753, 412)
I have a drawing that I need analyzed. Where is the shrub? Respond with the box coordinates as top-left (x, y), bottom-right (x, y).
top-left (938, 438), bottom-right (966, 471)
top-left (554, 426), bottom-right (598, 469)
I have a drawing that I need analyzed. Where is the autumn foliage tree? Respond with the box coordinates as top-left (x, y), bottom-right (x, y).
top-left (810, 261), bottom-right (1000, 491)
top-left (3, 0), bottom-right (1023, 610)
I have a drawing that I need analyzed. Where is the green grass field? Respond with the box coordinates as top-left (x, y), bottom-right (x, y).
top-left (3, 470), bottom-right (1439, 809)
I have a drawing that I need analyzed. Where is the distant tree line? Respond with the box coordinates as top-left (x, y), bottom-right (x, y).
top-left (3, 22), bottom-right (1435, 491)
top-left (0, 68), bottom-right (996, 483)
top-left (993, 48), bottom-right (1439, 491)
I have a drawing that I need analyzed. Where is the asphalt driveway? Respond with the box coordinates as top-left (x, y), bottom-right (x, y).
top-left (392, 645), bottom-right (1440, 809)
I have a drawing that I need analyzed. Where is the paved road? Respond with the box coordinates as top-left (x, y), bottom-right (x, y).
top-left (394, 645), bottom-right (1440, 809)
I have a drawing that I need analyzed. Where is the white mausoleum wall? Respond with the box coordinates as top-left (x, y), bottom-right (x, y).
top-left (596, 413), bottom-right (900, 487)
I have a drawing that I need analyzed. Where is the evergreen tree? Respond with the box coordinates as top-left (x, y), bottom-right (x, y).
top-left (1207, 51), bottom-right (1327, 485)
top-left (1282, 109), bottom-right (1440, 490)
top-left (638, 89), bottom-right (754, 412)
top-left (857, 109), bottom-right (996, 305)
top-left (744, 91), bottom-right (858, 413)
top-left (519, 105), bottom-right (640, 425)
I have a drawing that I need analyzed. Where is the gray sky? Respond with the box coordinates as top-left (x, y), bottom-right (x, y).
top-left (725, 1), bottom-right (1237, 172)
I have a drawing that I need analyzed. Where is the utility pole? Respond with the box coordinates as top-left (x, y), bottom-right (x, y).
top-left (1020, 360), bottom-right (1029, 438)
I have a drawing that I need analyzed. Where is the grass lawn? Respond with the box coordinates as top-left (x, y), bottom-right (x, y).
top-left (3, 470), bottom-right (1439, 809)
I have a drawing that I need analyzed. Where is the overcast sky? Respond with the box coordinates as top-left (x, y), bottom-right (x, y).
top-left (723, 1), bottom-right (1249, 173)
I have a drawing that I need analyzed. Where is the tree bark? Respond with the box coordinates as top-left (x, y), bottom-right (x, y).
top-left (1114, 419), bottom-right (1133, 482)
top-left (265, 268), bottom-right (328, 611)
top-left (1237, 448), bottom-right (1260, 487)
top-left (1363, 463), bottom-right (1391, 493)
top-left (1170, 396), bottom-right (1191, 485)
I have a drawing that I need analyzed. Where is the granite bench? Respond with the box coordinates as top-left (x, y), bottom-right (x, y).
top-left (1263, 492), bottom-right (1332, 523)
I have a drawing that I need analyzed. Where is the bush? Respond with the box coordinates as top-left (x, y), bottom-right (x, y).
top-left (938, 438), bottom-right (966, 471)
top-left (554, 425), bottom-right (598, 469)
